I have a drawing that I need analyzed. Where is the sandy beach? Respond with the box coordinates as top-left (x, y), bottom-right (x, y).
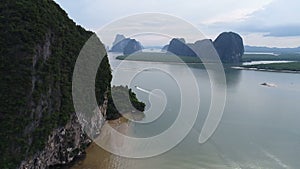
top-left (70, 117), bottom-right (134, 169)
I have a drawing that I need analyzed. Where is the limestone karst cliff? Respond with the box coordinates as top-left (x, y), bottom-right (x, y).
top-left (213, 32), bottom-right (244, 63)
top-left (164, 32), bottom-right (244, 63)
top-left (110, 34), bottom-right (143, 54)
top-left (0, 1), bottom-right (112, 168)
top-left (123, 39), bottom-right (143, 55)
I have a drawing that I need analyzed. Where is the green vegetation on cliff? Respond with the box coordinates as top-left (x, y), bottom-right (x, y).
top-left (107, 86), bottom-right (146, 120)
top-left (0, 0), bottom-right (112, 168)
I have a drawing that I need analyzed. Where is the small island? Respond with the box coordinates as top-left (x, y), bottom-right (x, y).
top-left (111, 33), bottom-right (300, 73)
top-left (114, 32), bottom-right (245, 64)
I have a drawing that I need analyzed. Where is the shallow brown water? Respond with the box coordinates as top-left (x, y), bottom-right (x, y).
top-left (71, 117), bottom-right (137, 169)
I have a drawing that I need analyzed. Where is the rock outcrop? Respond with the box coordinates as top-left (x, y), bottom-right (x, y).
top-left (110, 35), bottom-right (143, 53)
top-left (110, 38), bottom-right (131, 52)
top-left (161, 44), bottom-right (169, 51)
top-left (112, 34), bottom-right (126, 46)
top-left (123, 39), bottom-right (143, 55)
top-left (213, 32), bottom-right (244, 63)
top-left (162, 32), bottom-right (244, 63)
top-left (166, 38), bottom-right (197, 57)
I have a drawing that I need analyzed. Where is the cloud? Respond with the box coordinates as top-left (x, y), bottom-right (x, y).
top-left (233, 0), bottom-right (300, 37)
top-left (54, 0), bottom-right (300, 47)
top-left (54, 0), bottom-right (273, 30)
top-left (248, 0), bottom-right (300, 25)
top-left (201, 4), bottom-right (270, 25)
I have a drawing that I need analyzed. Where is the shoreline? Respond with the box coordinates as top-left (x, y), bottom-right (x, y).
top-left (68, 116), bottom-right (131, 169)
top-left (231, 66), bottom-right (300, 74)
top-left (116, 57), bottom-right (203, 64)
top-left (117, 57), bottom-right (300, 74)
top-left (115, 57), bottom-right (234, 65)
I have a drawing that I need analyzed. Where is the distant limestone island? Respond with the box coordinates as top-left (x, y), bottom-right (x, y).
top-left (111, 33), bottom-right (300, 72)
top-left (109, 34), bottom-right (143, 55)
top-left (113, 32), bottom-right (244, 64)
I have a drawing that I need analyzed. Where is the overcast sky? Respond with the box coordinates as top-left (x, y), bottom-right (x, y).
top-left (54, 0), bottom-right (300, 47)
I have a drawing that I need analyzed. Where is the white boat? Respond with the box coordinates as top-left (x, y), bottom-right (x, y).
top-left (261, 82), bottom-right (277, 87)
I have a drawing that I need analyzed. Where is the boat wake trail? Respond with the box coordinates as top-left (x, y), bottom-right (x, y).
top-left (135, 86), bottom-right (152, 95)
top-left (134, 86), bottom-right (162, 98)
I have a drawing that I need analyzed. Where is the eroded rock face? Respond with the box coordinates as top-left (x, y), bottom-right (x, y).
top-left (19, 93), bottom-right (108, 169)
top-left (213, 32), bottom-right (244, 63)
top-left (19, 101), bottom-right (106, 169)
top-left (19, 114), bottom-right (89, 169)
top-left (19, 89), bottom-right (108, 169)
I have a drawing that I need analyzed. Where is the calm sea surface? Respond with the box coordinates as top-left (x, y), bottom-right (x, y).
top-left (71, 53), bottom-right (300, 169)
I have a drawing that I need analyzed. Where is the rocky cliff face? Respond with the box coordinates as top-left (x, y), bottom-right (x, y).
top-left (0, 1), bottom-right (112, 168)
top-left (19, 114), bottom-right (91, 169)
top-left (213, 32), bottom-right (244, 63)
top-left (19, 96), bottom-right (107, 169)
